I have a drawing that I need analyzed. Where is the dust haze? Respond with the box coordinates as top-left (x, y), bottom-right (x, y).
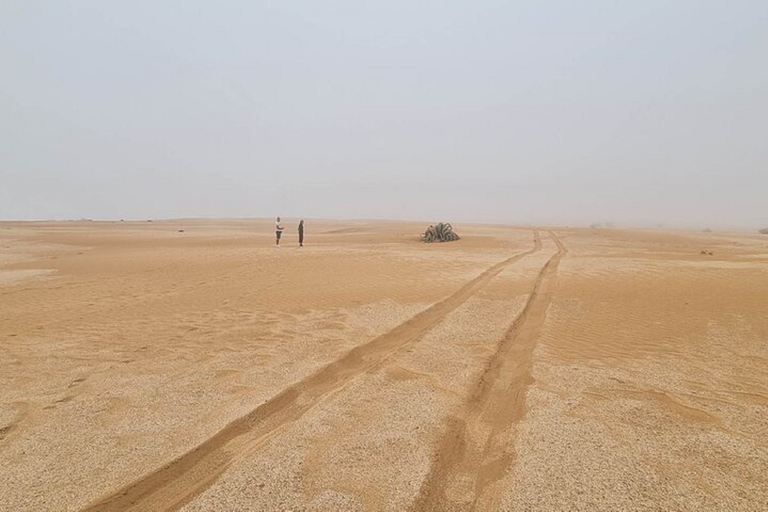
top-left (2, 1), bottom-right (766, 229)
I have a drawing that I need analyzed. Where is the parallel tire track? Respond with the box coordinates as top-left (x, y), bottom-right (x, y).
top-left (83, 232), bottom-right (542, 512)
top-left (412, 232), bottom-right (567, 511)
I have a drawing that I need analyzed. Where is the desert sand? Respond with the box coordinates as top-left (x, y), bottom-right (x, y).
top-left (1, 219), bottom-right (766, 511)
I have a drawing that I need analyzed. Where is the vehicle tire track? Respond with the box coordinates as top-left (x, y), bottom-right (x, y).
top-left (83, 232), bottom-right (542, 512)
top-left (411, 231), bottom-right (566, 512)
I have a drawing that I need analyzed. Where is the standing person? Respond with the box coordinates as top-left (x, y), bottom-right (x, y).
top-left (275, 216), bottom-right (284, 246)
top-left (298, 219), bottom-right (304, 247)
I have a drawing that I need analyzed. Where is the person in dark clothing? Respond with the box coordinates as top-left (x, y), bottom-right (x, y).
top-left (298, 219), bottom-right (304, 247)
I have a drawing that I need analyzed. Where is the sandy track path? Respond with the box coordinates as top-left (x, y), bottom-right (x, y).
top-left (412, 232), bottom-right (566, 511)
top-left (83, 232), bottom-right (543, 512)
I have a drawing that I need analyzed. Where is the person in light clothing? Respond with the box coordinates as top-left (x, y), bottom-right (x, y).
top-left (275, 217), bottom-right (284, 246)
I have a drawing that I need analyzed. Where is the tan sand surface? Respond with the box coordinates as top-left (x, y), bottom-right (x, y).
top-left (0, 220), bottom-right (766, 511)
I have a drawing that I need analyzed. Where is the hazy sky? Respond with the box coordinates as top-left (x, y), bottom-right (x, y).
top-left (2, 1), bottom-right (767, 228)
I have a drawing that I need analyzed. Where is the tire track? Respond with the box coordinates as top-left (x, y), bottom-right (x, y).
top-left (83, 232), bottom-right (542, 512)
top-left (412, 232), bottom-right (566, 511)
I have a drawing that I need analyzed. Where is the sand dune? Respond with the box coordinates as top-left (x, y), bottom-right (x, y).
top-left (0, 220), bottom-right (766, 511)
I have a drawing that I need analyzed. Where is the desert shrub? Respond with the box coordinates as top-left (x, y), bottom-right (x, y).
top-left (421, 223), bottom-right (460, 243)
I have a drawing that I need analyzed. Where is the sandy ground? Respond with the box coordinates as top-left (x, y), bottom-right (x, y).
top-left (0, 219), bottom-right (766, 511)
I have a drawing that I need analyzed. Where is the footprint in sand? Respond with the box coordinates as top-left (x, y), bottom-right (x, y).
top-left (0, 423), bottom-right (16, 441)
top-left (68, 377), bottom-right (87, 388)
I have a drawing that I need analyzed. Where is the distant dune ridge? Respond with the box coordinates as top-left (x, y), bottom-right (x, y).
top-left (0, 219), bottom-right (766, 511)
